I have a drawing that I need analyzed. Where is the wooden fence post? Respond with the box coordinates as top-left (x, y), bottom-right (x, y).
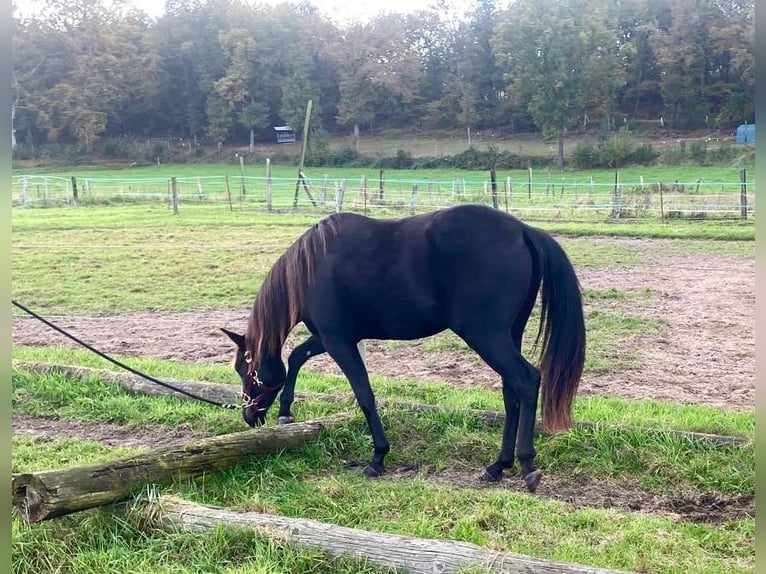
top-left (527, 167), bottom-right (532, 199)
top-left (225, 175), bottom-right (233, 212)
top-left (239, 155), bottom-right (246, 198)
top-left (265, 158), bottom-right (272, 212)
top-left (659, 181), bottom-right (665, 223)
top-left (71, 176), bottom-right (78, 208)
top-left (379, 169), bottom-right (385, 201)
top-left (321, 174), bottom-right (328, 205)
top-left (490, 168), bottom-right (498, 209)
top-left (740, 168), bottom-right (747, 220)
top-left (336, 180), bottom-right (346, 213)
top-left (410, 184), bottom-right (418, 215)
top-left (171, 177), bottom-right (179, 215)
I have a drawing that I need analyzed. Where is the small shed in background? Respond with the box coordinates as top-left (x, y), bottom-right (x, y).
top-left (736, 123), bottom-right (755, 144)
top-left (273, 126), bottom-right (296, 144)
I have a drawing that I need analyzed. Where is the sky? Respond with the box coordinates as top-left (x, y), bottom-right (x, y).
top-left (14, 0), bottom-right (475, 25)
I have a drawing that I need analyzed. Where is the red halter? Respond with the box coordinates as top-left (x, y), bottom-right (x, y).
top-left (241, 351), bottom-right (284, 410)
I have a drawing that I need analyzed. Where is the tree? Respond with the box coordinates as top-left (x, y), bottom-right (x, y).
top-left (329, 14), bottom-right (423, 138)
top-left (706, 0), bottom-right (754, 126)
top-left (649, 0), bottom-right (714, 128)
top-left (495, 0), bottom-right (625, 168)
top-left (151, 0), bottom-right (231, 141)
top-left (13, 0), bottom-right (157, 151)
top-left (612, 0), bottom-right (666, 121)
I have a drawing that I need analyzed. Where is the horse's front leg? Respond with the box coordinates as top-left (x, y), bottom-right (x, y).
top-left (323, 337), bottom-right (389, 477)
top-left (278, 335), bottom-right (326, 424)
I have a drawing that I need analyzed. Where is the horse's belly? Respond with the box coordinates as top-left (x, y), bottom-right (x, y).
top-left (359, 314), bottom-right (444, 340)
top-left (353, 297), bottom-right (444, 340)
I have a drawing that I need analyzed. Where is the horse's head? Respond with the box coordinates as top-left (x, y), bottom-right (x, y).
top-left (221, 327), bottom-right (286, 427)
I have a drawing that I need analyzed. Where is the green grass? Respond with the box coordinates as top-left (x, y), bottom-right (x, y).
top-left (12, 505), bottom-right (395, 574)
top-left (11, 152), bottom-right (756, 186)
top-left (12, 435), bottom-right (144, 473)
top-left (535, 219), bottom-right (754, 241)
top-left (11, 358), bottom-right (755, 573)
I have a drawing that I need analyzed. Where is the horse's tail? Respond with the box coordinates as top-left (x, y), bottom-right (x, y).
top-left (523, 226), bottom-right (586, 432)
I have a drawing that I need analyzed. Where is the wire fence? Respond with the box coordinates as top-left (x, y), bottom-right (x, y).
top-left (11, 171), bottom-right (755, 222)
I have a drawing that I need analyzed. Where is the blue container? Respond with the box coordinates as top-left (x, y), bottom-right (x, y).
top-left (736, 124), bottom-right (755, 144)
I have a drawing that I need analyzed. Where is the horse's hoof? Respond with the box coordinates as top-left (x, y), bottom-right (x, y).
top-left (523, 469), bottom-right (543, 493)
top-left (363, 464), bottom-right (385, 478)
top-left (277, 416), bottom-right (295, 425)
top-left (481, 468), bottom-right (503, 483)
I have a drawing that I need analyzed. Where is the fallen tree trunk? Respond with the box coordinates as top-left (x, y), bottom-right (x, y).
top-left (153, 495), bottom-right (633, 574)
top-left (12, 414), bottom-right (351, 523)
top-left (13, 361), bottom-right (751, 447)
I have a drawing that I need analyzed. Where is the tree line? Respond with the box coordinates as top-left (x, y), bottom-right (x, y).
top-left (12, 0), bottom-right (754, 165)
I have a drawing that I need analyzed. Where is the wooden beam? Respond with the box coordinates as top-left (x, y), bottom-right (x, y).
top-left (153, 495), bottom-right (634, 574)
top-left (13, 361), bottom-right (751, 448)
top-left (12, 414), bottom-right (351, 523)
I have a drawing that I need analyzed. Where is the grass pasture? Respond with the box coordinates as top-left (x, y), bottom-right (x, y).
top-left (12, 159), bottom-right (756, 228)
top-left (11, 201), bottom-right (754, 573)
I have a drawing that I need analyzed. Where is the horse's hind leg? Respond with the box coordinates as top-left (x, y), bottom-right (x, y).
top-left (460, 330), bottom-right (542, 492)
top-left (482, 381), bottom-right (521, 483)
top-left (509, 313), bottom-right (543, 492)
top-left (278, 335), bottom-right (326, 424)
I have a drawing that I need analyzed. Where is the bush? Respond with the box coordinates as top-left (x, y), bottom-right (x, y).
top-left (304, 146), bottom-right (357, 167)
top-left (11, 144), bottom-right (39, 161)
top-left (571, 134), bottom-right (658, 169)
top-left (571, 142), bottom-right (599, 169)
top-left (660, 146), bottom-right (685, 165)
top-left (375, 149), bottom-right (415, 169)
top-left (707, 142), bottom-right (739, 164)
top-left (627, 142), bottom-right (660, 166)
top-left (597, 131), bottom-right (635, 167)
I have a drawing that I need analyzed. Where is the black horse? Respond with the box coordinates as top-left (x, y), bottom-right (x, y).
top-left (222, 204), bottom-right (585, 492)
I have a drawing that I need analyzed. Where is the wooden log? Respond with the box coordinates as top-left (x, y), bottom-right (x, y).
top-left (12, 414), bottom-right (351, 523)
top-left (12, 361), bottom-right (751, 448)
top-left (153, 495), bottom-right (633, 574)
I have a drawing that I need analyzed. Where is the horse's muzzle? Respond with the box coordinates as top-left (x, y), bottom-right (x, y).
top-left (243, 406), bottom-right (266, 427)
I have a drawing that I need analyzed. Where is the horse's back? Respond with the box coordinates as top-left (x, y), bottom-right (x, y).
top-left (307, 211), bottom-right (442, 339)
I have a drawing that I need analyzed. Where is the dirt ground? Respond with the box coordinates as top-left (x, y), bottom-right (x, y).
top-left (11, 236), bottom-right (754, 522)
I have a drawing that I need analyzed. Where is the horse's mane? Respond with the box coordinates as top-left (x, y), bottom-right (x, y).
top-left (246, 216), bottom-right (339, 363)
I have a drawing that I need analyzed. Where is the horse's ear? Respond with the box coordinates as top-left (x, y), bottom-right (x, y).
top-left (220, 328), bottom-right (246, 351)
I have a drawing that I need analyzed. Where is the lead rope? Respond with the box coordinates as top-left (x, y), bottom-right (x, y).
top-left (12, 300), bottom-right (240, 410)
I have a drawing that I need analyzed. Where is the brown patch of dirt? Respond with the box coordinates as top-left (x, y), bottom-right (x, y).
top-left (381, 464), bottom-right (754, 524)
top-left (11, 237), bottom-right (754, 411)
top-left (12, 415), bottom-right (206, 450)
